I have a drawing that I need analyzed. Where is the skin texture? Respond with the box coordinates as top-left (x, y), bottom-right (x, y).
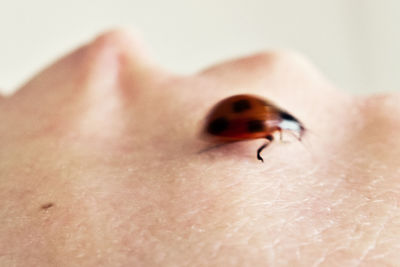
top-left (1, 29), bottom-right (400, 267)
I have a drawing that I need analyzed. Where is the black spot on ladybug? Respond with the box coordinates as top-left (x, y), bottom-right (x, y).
top-left (280, 111), bottom-right (298, 122)
top-left (208, 117), bottom-right (229, 134)
top-left (247, 120), bottom-right (265, 133)
top-left (232, 99), bottom-right (251, 113)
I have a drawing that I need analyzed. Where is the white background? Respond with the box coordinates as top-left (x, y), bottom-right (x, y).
top-left (0, 0), bottom-right (399, 95)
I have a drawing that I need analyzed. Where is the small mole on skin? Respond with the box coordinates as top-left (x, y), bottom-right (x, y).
top-left (41, 203), bottom-right (54, 210)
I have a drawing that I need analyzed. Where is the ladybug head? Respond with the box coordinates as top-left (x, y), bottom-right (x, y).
top-left (278, 111), bottom-right (305, 140)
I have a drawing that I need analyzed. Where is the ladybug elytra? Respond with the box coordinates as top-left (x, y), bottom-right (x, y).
top-left (203, 94), bottom-right (305, 162)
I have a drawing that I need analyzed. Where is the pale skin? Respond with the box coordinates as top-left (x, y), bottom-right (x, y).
top-left (1, 30), bottom-right (400, 267)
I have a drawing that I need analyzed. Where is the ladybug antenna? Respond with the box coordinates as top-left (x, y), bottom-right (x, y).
top-left (296, 127), bottom-right (320, 161)
top-left (299, 124), bottom-right (306, 141)
top-left (280, 125), bottom-right (315, 157)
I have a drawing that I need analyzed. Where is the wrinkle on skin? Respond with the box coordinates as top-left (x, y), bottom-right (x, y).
top-left (1, 29), bottom-right (400, 266)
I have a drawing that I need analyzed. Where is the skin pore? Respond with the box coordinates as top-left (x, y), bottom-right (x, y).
top-left (0, 30), bottom-right (400, 266)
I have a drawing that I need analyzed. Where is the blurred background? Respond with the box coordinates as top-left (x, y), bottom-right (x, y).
top-left (0, 0), bottom-right (399, 95)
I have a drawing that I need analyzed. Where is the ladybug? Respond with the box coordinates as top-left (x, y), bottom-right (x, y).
top-left (203, 94), bottom-right (305, 162)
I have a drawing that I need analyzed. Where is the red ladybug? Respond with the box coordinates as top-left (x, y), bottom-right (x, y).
top-left (203, 94), bottom-right (305, 162)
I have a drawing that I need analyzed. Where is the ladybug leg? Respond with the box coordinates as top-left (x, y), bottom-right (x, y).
top-left (278, 128), bottom-right (283, 141)
top-left (257, 135), bottom-right (274, 162)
